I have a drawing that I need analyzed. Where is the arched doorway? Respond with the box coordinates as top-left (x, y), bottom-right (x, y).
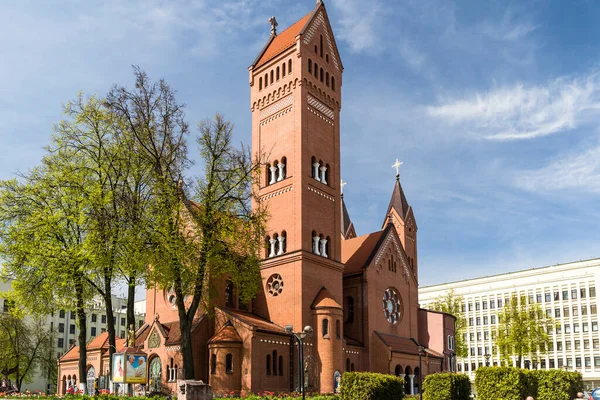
top-left (149, 356), bottom-right (162, 392)
top-left (86, 367), bottom-right (96, 395)
top-left (413, 367), bottom-right (421, 395)
top-left (394, 364), bottom-right (403, 376)
top-left (61, 376), bottom-right (66, 394)
top-left (404, 366), bottom-right (412, 395)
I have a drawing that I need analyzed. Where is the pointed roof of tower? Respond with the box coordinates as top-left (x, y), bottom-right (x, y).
top-left (251, 1), bottom-right (342, 70)
top-left (340, 195), bottom-right (356, 239)
top-left (383, 176), bottom-right (410, 226)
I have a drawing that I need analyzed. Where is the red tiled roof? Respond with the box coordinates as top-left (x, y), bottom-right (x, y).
top-left (219, 308), bottom-right (287, 334)
top-left (255, 13), bottom-right (313, 68)
top-left (341, 230), bottom-right (385, 275)
top-left (344, 336), bottom-right (363, 347)
top-left (311, 286), bottom-right (342, 309)
top-left (375, 332), bottom-right (422, 356)
top-left (60, 333), bottom-right (127, 362)
top-left (209, 322), bottom-right (242, 344)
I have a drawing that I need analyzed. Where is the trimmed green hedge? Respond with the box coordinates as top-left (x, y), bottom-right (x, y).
top-left (474, 367), bottom-right (526, 400)
top-left (475, 367), bottom-right (583, 400)
top-left (340, 372), bottom-right (404, 400)
top-left (422, 372), bottom-right (471, 400)
top-left (535, 370), bottom-right (583, 400)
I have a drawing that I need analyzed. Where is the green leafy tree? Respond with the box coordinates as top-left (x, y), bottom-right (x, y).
top-left (496, 293), bottom-right (552, 368)
top-left (0, 147), bottom-right (94, 388)
top-left (0, 305), bottom-right (55, 390)
top-left (428, 289), bottom-right (467, 358)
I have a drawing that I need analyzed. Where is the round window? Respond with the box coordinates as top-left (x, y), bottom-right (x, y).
top-left (382, 288), bottom-right (402, 324)
top-left (267, 274), bottom-right (284, 297)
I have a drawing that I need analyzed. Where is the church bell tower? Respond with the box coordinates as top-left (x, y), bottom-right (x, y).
top-left (249, 1), bottom-right (344, 392)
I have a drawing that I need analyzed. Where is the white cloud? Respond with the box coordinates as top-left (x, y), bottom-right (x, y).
top-left (329, 0), bottom-right (382, 53)
top-left (427, 72), bottom-right (600, 140)
top-left (515, 141), bottom-right (600, 193)
top-left (480, 9), bottom-right (539, 42)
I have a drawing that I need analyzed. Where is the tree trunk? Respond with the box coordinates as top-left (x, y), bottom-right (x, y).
top-left (75, 273), bottom-right (87, 394)
top-left (126, 275), bottom-right (136, 331)
top-left (103, 277), bottom-right (116, 375)
top-left (179, 313), bottom-right (194, 379)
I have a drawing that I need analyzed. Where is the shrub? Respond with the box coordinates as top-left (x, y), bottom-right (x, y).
top-left (423, 372), bottom-right (471, 400)
top-left (534, 370), bottom-right (583, 400)
top-left (474, 367), bottom-right (526, 400)
top-left (340, 372), bottom-right (404, 400)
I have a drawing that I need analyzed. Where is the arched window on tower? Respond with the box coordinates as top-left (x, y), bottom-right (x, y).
top-left (282, 62), bottom-right (286, 77)
top-left (346, 296), bottom-right (355, 323)
top-left (211, 354), bottom-right (216, 374)
top-left (320, 34), bottom-right (324, 58)
top-left (266, 163), bottom-right (272, 186)
top-left (320, 68), bottom-right (324, 83)
top-left (324, 163), bottom-right (330, 185)
top-left (308, 59), bottom-right (312, 74)
top-left (314, 44), bottom-right (318, 54)
top-left (332, 77), bottom-right (336, 92)
top-left (225, 353), bottom-right (233, 373)
top-left (276, 67), bottom-right (280, 81)
top-left (288, 59), bottom-right (292, 73)
top-left (225, 280), bottom-right (235, 308)
top-left (266, 235), bottom-right (272, 258)
top-left (312, 230), bottom-right (320, 255)
top-left (326, 54), bottom-right (329, 63)
top-left (336, 319), bottom-right (340, 339)
top-left (266, 354), bottom-right (271, 375)
top-left (326, 72), bottom-right (330, 87)
top-left (278, 355), bottom-right (284, 376)
top-left (322, 318), bottom-right (329, 338)
top-left (259, 77), bottom-right (262, 91)
top-left (324, 236), bottom-right (330, 258)
top-left (314, 62), bottom-right (319, 78)
top-left (272, 350), bottom-right (277, 375)
top-left (265, 73), bottom-right (268, 87)
top-left (311, 156), bottom-right (319, 180)
top-left (278, 231), bottom-right (286, 255)
top-left (277, 157), bottom-right (286, 181)
top-left (270, 70), bottom-right (274, 85)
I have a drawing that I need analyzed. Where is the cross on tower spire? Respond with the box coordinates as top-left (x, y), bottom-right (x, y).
top-left (340, 179), bottom-right (347, 195)
top-left (392, 159), bottom-right (403, 179)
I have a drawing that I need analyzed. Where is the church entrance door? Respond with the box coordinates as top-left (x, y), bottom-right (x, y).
top-left (149, 357), bottom-right (162, 392)
top-left (86, 367), bottom-right (96, 395)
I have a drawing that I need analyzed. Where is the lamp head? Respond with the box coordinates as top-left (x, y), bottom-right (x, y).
top-left (285, 325), bottom-right (293, 333)
top-left (303, 325), bottom-right (313, 337)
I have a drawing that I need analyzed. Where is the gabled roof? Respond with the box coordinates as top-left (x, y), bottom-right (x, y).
top-left (382, 177), bottom-right (411, 228)
top-left (218, 307), bottom-right (287, 334)
top-left (59, 333), bottom-right (127, 362)
top-left (341, 225), bottom-right (392, 275)
top-left (253, 12), bottom-right (314, 68)
top-left (208, 321), bottom-right (242, 344)
top-left (311, 286), bottom-right (342, 310)
top-left (375, 332), bottom-right (424, 356)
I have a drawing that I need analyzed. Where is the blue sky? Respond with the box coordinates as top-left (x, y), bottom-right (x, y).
top-left (1, 0), bottom-right (599, 287)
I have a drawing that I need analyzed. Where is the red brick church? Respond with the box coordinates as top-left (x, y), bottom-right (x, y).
top-left (57, 1), bottom-right (455, 396)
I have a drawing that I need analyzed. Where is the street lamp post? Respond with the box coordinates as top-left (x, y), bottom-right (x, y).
top-left (286, 325), bottom-right (313, 400)
top-left (417, 345), bottom-right (425, 400)
top-left (484, 353), bottom-right (490, 367)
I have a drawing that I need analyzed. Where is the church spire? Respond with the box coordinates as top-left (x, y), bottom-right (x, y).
top-left (382, 161), bottom-right (410, 229)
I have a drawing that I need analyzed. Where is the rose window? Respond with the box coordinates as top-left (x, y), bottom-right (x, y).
top-left (267, 274), bottom-right (284, 297)
top-left (382, 288), bottom-right (402, 324)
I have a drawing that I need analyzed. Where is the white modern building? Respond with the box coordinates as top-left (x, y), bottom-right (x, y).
top-left (419, 258), bottom-right (600, 390)
top-left (0, 279), bottom-right (145, 393)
